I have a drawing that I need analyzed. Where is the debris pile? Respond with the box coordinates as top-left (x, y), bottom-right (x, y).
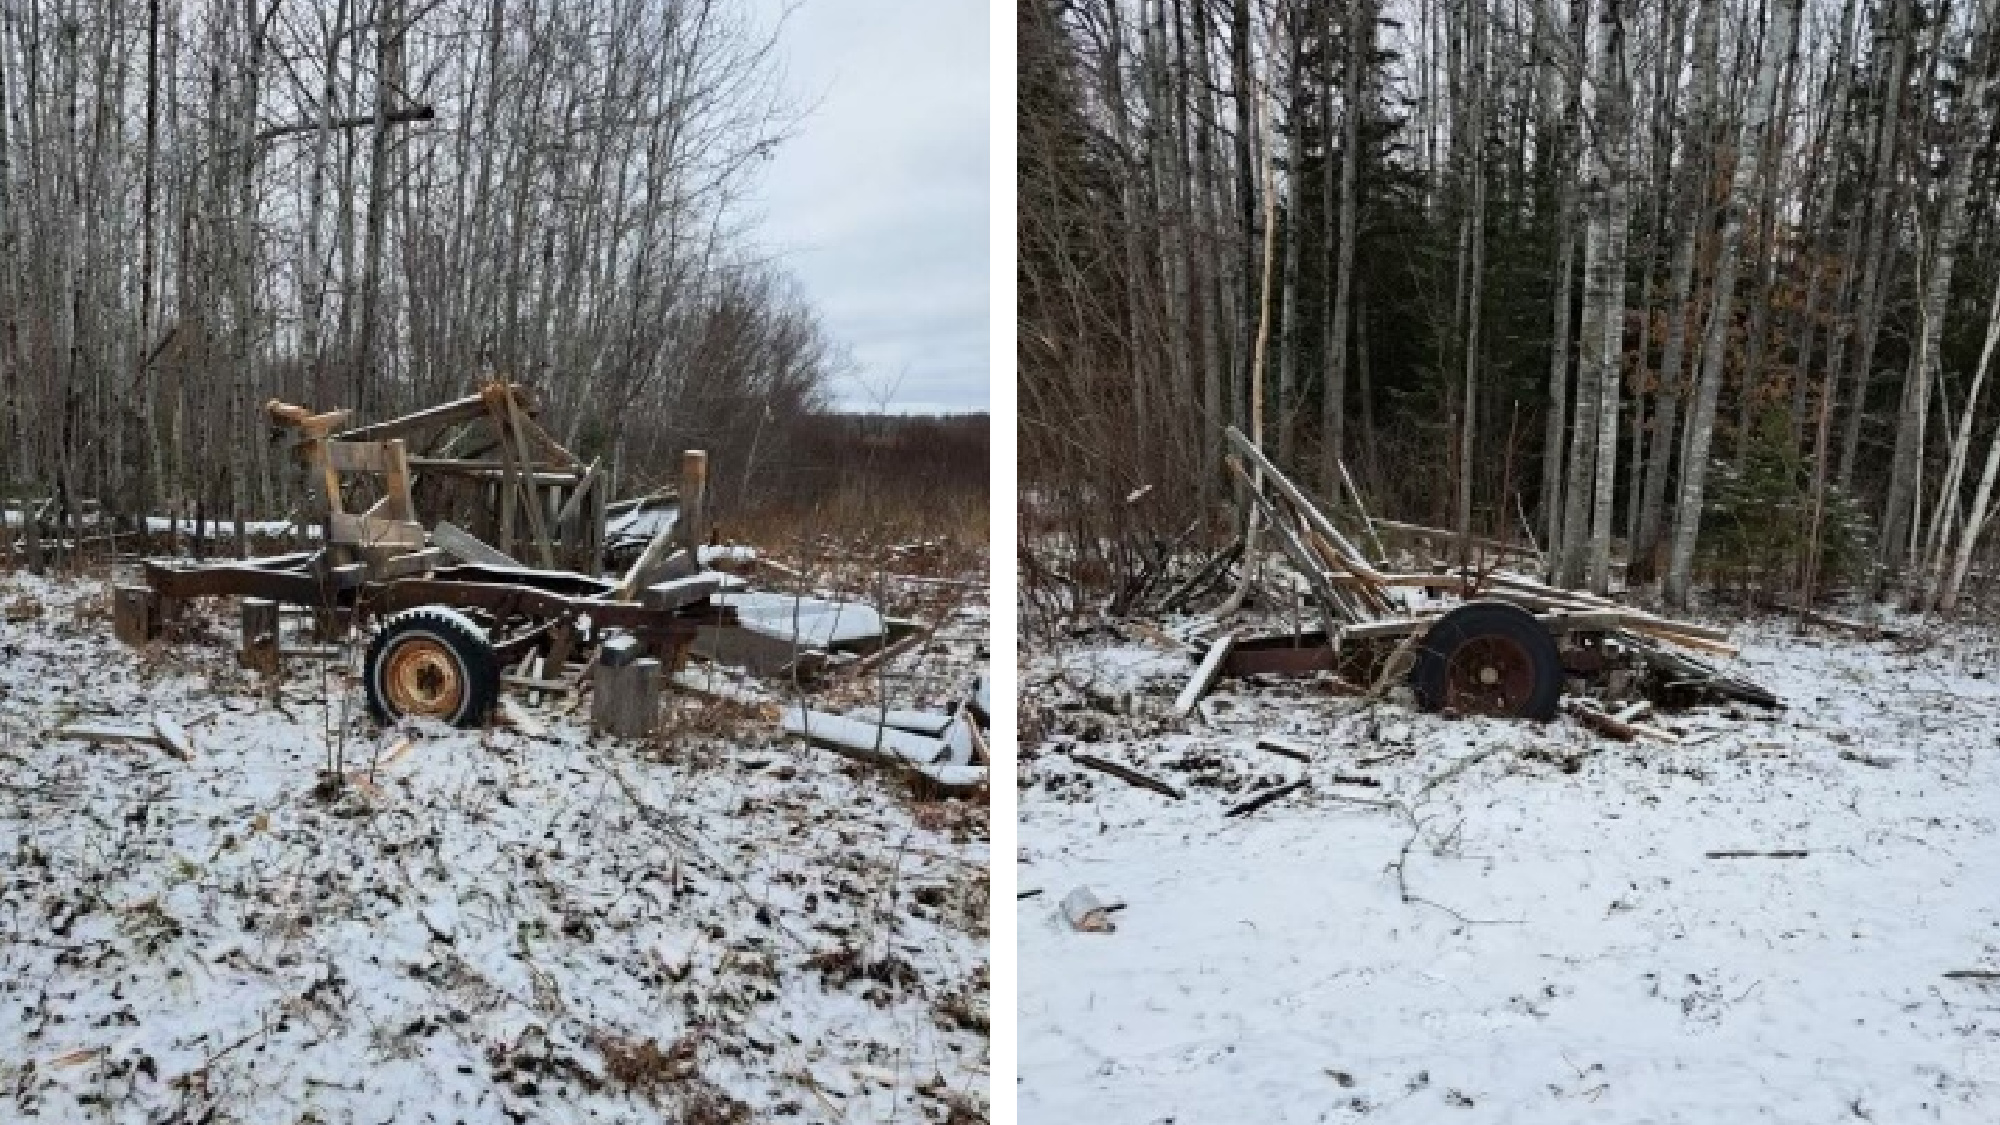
top-left (105, 382), bottom-right (985, 794)
top-left (1162, 427), bottom-right (1777, 724)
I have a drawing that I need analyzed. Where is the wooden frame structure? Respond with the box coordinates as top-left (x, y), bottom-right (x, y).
top-left (269, 380), bottom-right (607, 574)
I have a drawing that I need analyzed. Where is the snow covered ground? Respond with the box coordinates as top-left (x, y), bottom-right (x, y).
top-left (0, 567), bottom-right (989, 1124)
top-left (1019, 616), bottom-right (2000, 1124)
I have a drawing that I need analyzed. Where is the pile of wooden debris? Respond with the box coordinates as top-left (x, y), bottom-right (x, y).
top-left (1165, 428), bottom-right (1778, 723)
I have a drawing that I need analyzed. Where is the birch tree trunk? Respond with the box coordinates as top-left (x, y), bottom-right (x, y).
top-left (1664, 0), bottom-right (1800, 607)
top-left (1882, 0), bottom-right (1994, 584)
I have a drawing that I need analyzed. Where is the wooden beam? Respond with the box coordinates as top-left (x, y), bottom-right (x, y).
top-left (678, 449), bottom-right (709, 554)
top-left (431, 520), bottom-right (521, 567)
top-left (331, 393), bottom-right (492, 444)
top-left (496, 390), bottom-right (555, 568)
top-left (329, 513), bottom-right (425, 549)
top-left (265, 399), bottom-right (352, 438)
top-left (324, 441), bottom-right (395, 473)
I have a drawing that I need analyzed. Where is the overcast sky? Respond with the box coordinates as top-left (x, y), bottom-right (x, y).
top-left (747, 1), bottom-right (990, 415)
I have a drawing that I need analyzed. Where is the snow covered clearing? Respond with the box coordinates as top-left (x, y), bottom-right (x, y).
top-left (0, 568), bottom-right (989, 1124)
top-left (1019, 616), bottom-right (2000, 1124)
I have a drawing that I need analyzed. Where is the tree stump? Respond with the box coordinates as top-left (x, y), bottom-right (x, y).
top-left (240, 598), bottom-right (280, 675)
top-left (113, 585), bottom-right (161, 646)
top-left (592, 650), bottom-right (661, 738)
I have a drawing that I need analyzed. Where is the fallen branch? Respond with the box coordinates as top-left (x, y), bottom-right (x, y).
top-left (1068, 752), bottom-right (1184, 800)
top-left (1255, 734), bottom-right (1313, 762)
top-left (1224, 779), bottom-right (1310, 818)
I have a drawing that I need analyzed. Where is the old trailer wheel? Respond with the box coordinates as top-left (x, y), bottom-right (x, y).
top-left (365, 607), bottom-right (499, 727)
top-left (1411, 601), bottom-right (1561, 720)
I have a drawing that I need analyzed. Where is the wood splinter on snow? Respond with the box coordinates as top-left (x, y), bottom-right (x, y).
top-left (1061, 886), bottom-right (1118, 932)
top-left (498, 699), bottom-right (547, 738)
top-left (1068, 752), bottom-right (1184, 800)
top-left (373, 734), bottom-right (417, 770)
top-left (1565, 698), bottom-right (1680, 743)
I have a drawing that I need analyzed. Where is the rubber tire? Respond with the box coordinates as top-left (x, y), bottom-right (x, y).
top-left (1410, 600), bottom-right (1562, 721)
top-left (364, 606), bottom-right (500, 728)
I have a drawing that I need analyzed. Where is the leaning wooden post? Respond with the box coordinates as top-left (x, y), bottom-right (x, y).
top-left (678, 449), bottom-right (708, 555)
top-left (611, 449), bottom-right (710, 602)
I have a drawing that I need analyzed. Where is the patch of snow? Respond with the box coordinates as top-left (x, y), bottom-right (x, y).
top-left (1020, 618), bottom-right (2000, 1123)
top-left (0, 569), bottom-right (988, 1124)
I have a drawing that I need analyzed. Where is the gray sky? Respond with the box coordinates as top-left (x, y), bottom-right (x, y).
top-left (748, 0), bottom-right (990, 415)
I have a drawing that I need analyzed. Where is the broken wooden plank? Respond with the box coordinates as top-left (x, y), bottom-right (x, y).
top-left (54, 723), bottom-right (164, 750)
top-left (1174, 633), bottom-right (1237, 717)
top-left (879, 709), bottom-right (954, 737)
top-left (642, 574), bottom-right (722, 612)
top-left (783, 709), bottom-right (948, 765)
top-left (1225, 779), bottom-right (1311, 818)
top-left (329, 513), bottom-right (424, 549)
top-left (1612, 700), bottom-right (1654, 724)
top-left (431, 519), bottom-right (521, 567)
top-left (1564, 698), bottom-right (1681, 743)
top-left (780, 707), bottom-right (986, 793)
top-left (1068, 752), bottom-right (1184, 800)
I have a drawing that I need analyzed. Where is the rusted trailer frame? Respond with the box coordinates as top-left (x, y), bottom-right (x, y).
top-left (1218, 426), bottom-right (1776, 716)
top-left (133, 551), bottom-right (731, 727)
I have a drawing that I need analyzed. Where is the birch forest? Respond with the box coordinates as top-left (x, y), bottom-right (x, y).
top-left (1022, 0), bottom-right (2000, 612)
top-left (0, 0), bottom-right (841, 546)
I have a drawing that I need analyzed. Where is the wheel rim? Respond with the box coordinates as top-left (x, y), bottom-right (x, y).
top-left (1443, 634), bottom-right (1536, 716)
top-left (382, 637), bottom-right (464, 719)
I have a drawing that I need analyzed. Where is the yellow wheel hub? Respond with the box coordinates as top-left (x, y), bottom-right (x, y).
top-left (382, 637), bottom-right (463, 719)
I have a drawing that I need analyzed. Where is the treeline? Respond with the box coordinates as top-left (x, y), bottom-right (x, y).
top-left (706, 412), bottom-right (991, 541)
top-left (1022, 0), bottom-right (2000, 611)
top-left (0, 0), bottom-right (836, 530)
